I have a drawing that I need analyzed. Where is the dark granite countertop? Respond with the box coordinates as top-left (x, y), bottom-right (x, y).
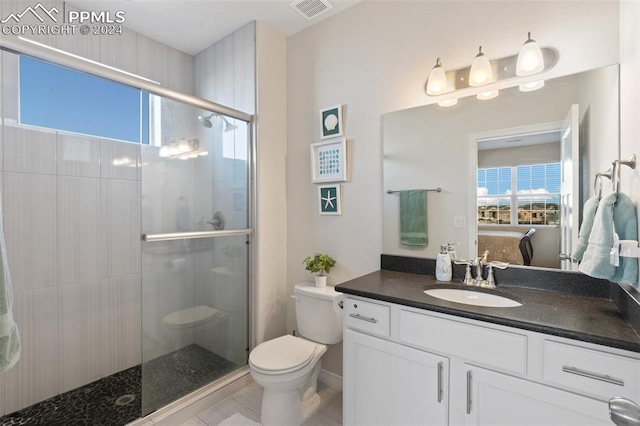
top-left (335, 269), bottom-right (640, 354)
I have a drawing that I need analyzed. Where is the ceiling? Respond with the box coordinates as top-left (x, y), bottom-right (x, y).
top-left (478, 130), bottom-right (562, 151)
top-left (70, 0), bottom-right (361, 55)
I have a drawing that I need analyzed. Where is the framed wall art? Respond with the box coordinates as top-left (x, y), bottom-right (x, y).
top-left (320, 105), bottom-right (343, 139)
top-left (318, 184), bottom-right (342, 215)
top-left (310, 139), bottom-right (347, 183)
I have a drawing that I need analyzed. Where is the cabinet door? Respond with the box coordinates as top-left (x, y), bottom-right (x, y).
top-left (464, 365), bottom-right (611, 426)
top-left (344, 329), bottom-right (448, 426)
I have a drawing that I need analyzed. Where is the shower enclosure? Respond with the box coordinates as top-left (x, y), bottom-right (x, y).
top-left (0, 37), bottom-right (253, 425)
top-left (139, 94), bottom-right (252, 416)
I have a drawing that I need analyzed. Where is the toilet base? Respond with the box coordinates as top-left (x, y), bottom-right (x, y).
top-left (257, 361), bottom-right (323, 426)
top-left (260, 389), bottom-right (322, 426)
top-left (301, 393), bottom-right (321, 419)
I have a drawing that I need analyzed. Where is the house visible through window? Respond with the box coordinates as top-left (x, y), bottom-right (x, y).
top-left (19, 56), bottom-right (148, 144)
top-left (478, 163), bottom-right (561, 225)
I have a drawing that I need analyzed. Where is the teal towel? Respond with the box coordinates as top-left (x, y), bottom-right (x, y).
top-left (0, 194), bottom-right (20, 372)
top-left (399, 190), bottom-right (428, 246)
top-left (573, 196), bottom-right (599, 261)
top-left (611, 193), bottom-right (638, 283)
top-left (579, 193), bottom-right (639, 283)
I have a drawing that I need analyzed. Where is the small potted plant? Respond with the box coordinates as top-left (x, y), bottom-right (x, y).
top-left (303, 253), bottom-right (336, 288)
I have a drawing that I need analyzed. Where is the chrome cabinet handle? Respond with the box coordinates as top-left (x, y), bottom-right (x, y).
top-left (348, 313), bottom-right (378, 323)
top-left (437, 362), bottom-right (443, 403)
top-left (562, 365), bottom-right (625, 386)
top-left (609, 397), bottom-right (640, 426)
top-left (466, 370), bottom-right (472, 414)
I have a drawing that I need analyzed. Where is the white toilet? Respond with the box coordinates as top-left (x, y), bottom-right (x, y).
top-left (249, 283), bottom-right (343, 426)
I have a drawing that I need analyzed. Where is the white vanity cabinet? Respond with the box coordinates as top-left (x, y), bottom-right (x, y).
top-left (343, 295), bottom-right (640, 426)
top-left (344, 329), bottom-right (448, 425)
top-left (464, 365), bottom-right (610, 425)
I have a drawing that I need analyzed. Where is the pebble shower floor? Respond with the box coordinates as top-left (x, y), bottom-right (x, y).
top-left (1, 345), bottom-right (239, 426)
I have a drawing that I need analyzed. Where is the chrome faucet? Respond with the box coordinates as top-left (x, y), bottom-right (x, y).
top-left (453, 259), bottom-right (474, 284)
top-left (485, 261), bottom-right (509, 289)
top-left (473, 257), bottom-right (486, 286)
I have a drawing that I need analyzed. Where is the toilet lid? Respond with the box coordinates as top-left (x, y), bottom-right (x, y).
top-left (250, 335), bottom-right (318, 374)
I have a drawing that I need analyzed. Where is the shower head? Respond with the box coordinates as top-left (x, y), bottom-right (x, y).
top-left (222, 117), bottom-right (237, 132)
top-left (197, 112), bottom-right (237, 132)
top-left (198, 113), bottom-right (214, 128)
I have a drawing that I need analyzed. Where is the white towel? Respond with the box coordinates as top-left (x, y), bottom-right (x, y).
top-left (0, 194), bottom-right (20, 372)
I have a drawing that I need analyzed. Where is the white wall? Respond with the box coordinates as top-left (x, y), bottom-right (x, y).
top-left (287, 0), bottom-right (620, 375)
top-left (254, 22), bottom-right (288, 344)
top-left (578, 65), bottom-right (621, 200)
top-left (619, 0), bottom-right (640, 290)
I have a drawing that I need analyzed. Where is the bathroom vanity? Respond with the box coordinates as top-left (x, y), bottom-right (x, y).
top-left (336, 265), bottom-right (640, 426)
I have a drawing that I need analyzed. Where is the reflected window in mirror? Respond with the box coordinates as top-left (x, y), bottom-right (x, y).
top-left (477, 163), bottom-right (560, 226)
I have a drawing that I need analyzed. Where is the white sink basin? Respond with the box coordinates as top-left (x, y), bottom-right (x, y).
top-left (423, 288), bottom-right (522, 308)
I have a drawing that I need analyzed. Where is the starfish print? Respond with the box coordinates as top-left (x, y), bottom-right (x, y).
top-left (322, 191), bottom-right (336, 209)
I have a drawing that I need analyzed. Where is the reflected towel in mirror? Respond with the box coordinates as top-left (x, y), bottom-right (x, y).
top-left (399, 190), bottom-right (428, 246)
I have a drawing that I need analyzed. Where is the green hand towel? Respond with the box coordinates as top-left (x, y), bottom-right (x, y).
top-left (400, 190), bottom-right (428, 246)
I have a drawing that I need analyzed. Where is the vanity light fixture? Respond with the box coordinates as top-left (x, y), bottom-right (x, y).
top-left (519, 80), bottom-right (545, 92)
top-left (159, 138), bottom-right (207, 159)
top-left (469, 46), bottom-right (493, 87)
top-left (426, 58), bottom-right (448, 95)
top-left (516, 32), bottom-right (544, 76)
top-left (424, 33), bottom-right (557, 106)
top-left (476, 90), bottom-right (499, 100)
top-left (438, 98), bottom-right (458, 107)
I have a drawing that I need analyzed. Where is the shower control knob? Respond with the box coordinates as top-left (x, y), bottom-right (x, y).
top-left (207, 211), bottom-right (225, 230)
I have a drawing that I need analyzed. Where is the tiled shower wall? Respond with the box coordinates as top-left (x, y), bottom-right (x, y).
top-left (0, 0), bottom-right (196, 416)
top-left (195, 22), bottom-right (256, 114)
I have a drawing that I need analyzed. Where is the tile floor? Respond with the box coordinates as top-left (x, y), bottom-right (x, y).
top-left (180, 381), bottom-right (343, 426)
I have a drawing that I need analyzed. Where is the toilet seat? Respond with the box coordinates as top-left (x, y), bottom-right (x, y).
top-left (249, 335), bottom-right (319, 375)
top-left (163, 305), bottom-right (220, 328)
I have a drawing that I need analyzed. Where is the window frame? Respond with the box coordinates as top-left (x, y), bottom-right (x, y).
top-left (477, 162), bottom-right (561, 227)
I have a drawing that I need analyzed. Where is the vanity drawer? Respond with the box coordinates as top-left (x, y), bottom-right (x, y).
top-left (543, 340), bottom-right (640, 400)
top-left (344, 298), bottom-right (390, 337)
top-left (398, 310), bottom-right (527, 375)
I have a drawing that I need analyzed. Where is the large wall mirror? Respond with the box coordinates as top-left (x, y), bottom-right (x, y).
top-left (383, 64), bottom-right (619, 271)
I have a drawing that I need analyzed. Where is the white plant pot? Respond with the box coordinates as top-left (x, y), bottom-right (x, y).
top-left (315, 276), bottom-right (327, 288)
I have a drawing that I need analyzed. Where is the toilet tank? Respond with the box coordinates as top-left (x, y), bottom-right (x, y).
top-left (293, 283), bottom-right (343, 344)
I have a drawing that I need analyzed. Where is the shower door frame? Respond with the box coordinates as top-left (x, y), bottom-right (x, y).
top-left (0, 34), bottom-right (258, 416)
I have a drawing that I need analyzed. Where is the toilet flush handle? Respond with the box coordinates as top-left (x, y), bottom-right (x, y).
top-left (291, 295), bottom-right (299, 302)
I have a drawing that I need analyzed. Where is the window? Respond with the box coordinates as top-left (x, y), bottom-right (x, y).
top-left (19, 56), bottom-right (148, 143)
top-left (478, 163), bottom-right (560, 225)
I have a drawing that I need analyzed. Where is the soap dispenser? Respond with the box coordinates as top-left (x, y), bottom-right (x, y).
top-left (446, 242), bottom-right (459, 261)
top-left (436, 244), bottom-right (452, 281)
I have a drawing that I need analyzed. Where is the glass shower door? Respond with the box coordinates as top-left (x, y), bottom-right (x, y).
top-left (140, 93), bottom-right (251, 416)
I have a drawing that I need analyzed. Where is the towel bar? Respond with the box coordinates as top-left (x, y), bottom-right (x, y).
top-left (386, 188), bottom-right (442, 194)
top-left (595, 154), bottom-right (636, 195)
top-left (612, 154), bottom-right (637, 193)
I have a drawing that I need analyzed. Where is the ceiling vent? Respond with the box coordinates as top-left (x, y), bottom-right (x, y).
top-left (290, 0), bottom-right (333, 20)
